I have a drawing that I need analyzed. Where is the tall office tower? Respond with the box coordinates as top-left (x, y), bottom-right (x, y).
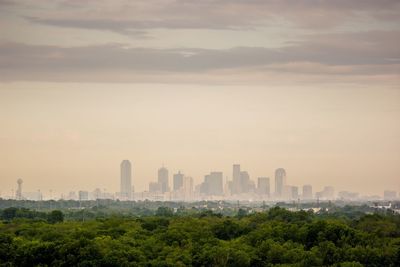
top-left (257, 177), bottom-right (270, 196)
top-left (202, 172), bottom-right (223, 196)
top-left (275, 168), bottom-right (286, 198)
top-left (232, 164), bottom-right (241, 194)
top-left (158, 166), bottom-right (169, 193)
top-left (302, 184), bottom-right (313, 200)
top-left (182, 176), bottom-right (194, 201)
top-left (120, 160), bottom-right (132, 200)
top-left (210, 172), bottom-right (223, 195)
top-left (200, 175), bottom-right (209, 195)
top-left (16, 179), bottom-right (23, 200)
top-left (173, 171), bottom-right (184, 191)
top-left (240, 171), bottom-right (250, 193)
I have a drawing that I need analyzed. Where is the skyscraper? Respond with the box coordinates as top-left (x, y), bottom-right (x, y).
top-left (201, 172), bottom-right (223, 196)
top-left (173, 171), bottom-right (184, 191)
top-left (232, 164), bottom-right (241, 194)
top-left (275, 168), bottom-right (286, 198)
top-left (291, 186), bottom-right (299, 200)
top-left (182, 176), bottom-right (193, 201)
top-left (158, 166), bottom-right (169, 193)
top-left (257, 177), bottom-right (270, 197)
top-left (120, 160), bottom-right (132, 200)
top-left (240, 171), bottom-right (250, 193)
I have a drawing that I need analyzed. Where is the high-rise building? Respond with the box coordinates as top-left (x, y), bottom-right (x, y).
top-left (257, 177), bottom-right (270, 196)
top-left (158, 167), bottom-right (169, 193)
top-left (120, 160), bottom-right (132, 200)
top-left (275, 168), bottom-right (286, 198)
top-left (173, 171), bottom-right (184, 191)
top-left (302, 184), bottom-right (313, 199)
top-left (240, 171), bottom-right (250, 193)
top-left (291, 186), bottom-right (299, 200)
top-left (232, 164), bottom-right (241, 194)
top-left (201, 172), bottom-right (223, 196)
top-left (182, 176), bottom-right (194, 201)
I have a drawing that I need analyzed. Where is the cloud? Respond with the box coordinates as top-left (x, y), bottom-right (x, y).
top-left (11, 0), bottom-right (400, 34)
top-left (0, 30), bottom-right (399, 83)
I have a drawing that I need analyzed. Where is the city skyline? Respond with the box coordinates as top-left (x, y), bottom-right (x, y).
top-left (0, 1), bottom-right (399, 198)
top-left (0, 2), bottom-right (399, 266)
top-left (1, 162), bottom-right (398, 201)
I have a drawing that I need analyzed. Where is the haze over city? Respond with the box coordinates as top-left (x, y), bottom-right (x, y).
top-left (0, 0), bottom-right (399, 197)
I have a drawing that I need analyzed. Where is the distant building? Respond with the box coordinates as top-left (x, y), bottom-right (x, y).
top-left (384, 190), bottom-right (397, 200)
top-left (291, 186), bottom-right (299, 200)
top-left (158, 167), bottom-right (169, 193)
top-left (24, 190), bottom-right (43, 201)
top-left (257, 177), bottom-right (270, 197)
top-left (92, 188), bottom-right (103, 200)
top-left (182, 176), bottom-right (194, 201)
top-left (232, 164), bottom-right (241, 194)
top-left (240, 171), bottom-right (250, 193)
top-left (316, 186), bottom-right (335, 200)
top-left (338, 191), bottom-right (359, 200)
top-left (275, 168), bottom-right (286, 198)
top-left (149, 182), bottom-right (161, 193)
top-left (173, 171), bottom-right (184, 191)
top-left (201, 172), bottom-right (223, 196)
top-left (302, 185), bottom-right (313, 200)
top-left (230, 165), bottom-right (254, 195)
top-left (324, 186), bottom-right (335, 199)
top-left (78, 190), bottom-right (89, 201)
top-left (120, 160), bottom-right (132, 200)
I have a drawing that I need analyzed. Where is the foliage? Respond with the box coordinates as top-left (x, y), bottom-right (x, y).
top-left (0, 206), bottom-right (399, 266)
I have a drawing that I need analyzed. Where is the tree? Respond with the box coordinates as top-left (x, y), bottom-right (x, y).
top-left (2, 207), bottom-right (17, 220)
top-left (156, 206), bottom-right (174, 217)
top-left (47, 210), bottom-right (64, 224)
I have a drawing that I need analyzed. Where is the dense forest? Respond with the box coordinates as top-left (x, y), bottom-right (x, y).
top-left (0, 206), bottom-right (399, 266)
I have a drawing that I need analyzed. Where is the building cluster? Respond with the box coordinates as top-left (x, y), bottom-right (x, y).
top-left (5, 161), bottom-right (399, 202)
top-left (115, 160), bottom-right (397, 202)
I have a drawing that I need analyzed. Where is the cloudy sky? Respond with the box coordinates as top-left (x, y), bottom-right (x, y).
top-left (0, 0), bottom-right (399, 197)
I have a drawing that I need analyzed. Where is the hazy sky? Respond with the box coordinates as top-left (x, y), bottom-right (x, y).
top-left (0, 0), bottom-right (399, 196)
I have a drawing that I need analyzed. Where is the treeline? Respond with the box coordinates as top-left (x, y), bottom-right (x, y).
top-left (1, 199), bottom-right (394, 220)
top-left (1, 207), bottom-right (400, 266)
top-left (0, 207), bottom-right (64, 224)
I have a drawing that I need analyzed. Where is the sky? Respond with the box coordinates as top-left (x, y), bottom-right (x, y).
top-left (0, 0), bottom-right (399, 197)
